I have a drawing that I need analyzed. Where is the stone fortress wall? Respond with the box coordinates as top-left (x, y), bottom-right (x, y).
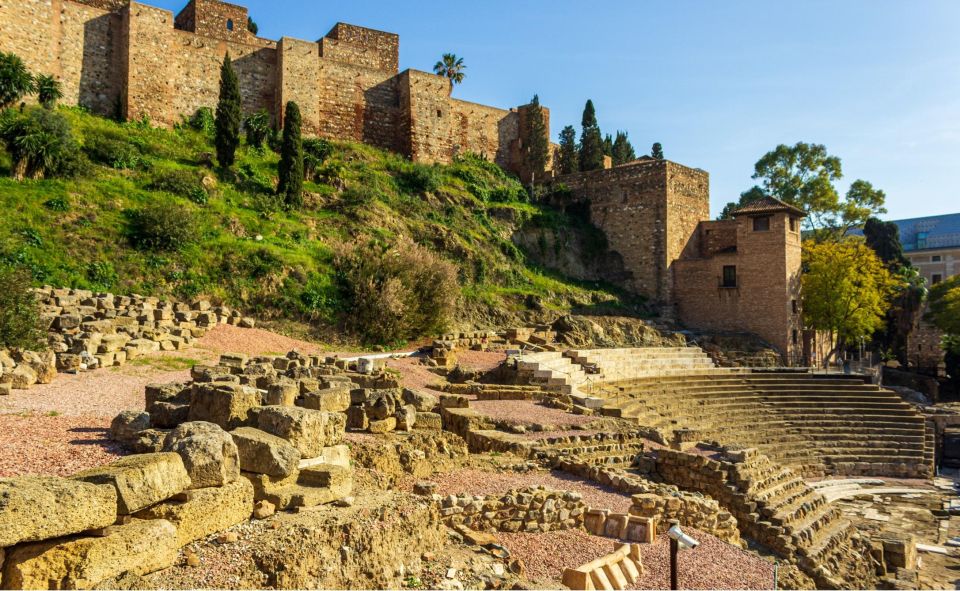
top-left (0, 0), bottom-right (542, 177)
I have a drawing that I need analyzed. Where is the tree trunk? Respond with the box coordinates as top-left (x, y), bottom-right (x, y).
top-left (11, 158), bottom-right (27, 181)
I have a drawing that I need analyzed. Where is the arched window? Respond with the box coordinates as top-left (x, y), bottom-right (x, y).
top-left (226, 19), bottom-right (234, 31)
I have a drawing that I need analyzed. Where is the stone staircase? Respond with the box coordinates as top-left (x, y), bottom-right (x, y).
top-left (597, 373), bottom-right (933, 479)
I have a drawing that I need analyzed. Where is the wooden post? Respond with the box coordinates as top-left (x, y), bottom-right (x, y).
top-left (670, 537), bottom-right (678, 591)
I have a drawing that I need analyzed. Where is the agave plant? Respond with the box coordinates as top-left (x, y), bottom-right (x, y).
top-left (0, 108), bottom-right (81, 180)
top-left (433, 53), bottom-right (466, 89)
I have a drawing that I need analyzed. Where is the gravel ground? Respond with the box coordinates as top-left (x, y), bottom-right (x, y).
top-left (386, 357), bottom-right (447, 392)
top-left (469, 400), bottom-right (596, 428)
top-left (455, 350), bottom-right (508, 372)
top-left (629, 528), bottom-right (775, 590)
top-left (497, 529), bottom-right (618, 584)
top-left (0, 413), bottom-right (127, 477)
top-left (411, 467), bottom-right (633, 513)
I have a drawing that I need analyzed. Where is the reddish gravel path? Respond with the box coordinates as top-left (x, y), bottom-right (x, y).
top-left (630, 528), bottom-right (774, 590)
top-left (410, 467), bottom-right (633, 513)
top-left (497, 529), bottom-right (618, 583)
top-left (386, 357), bottom-right (447, 392)
top-left (469, 400), bottom-right (596, 428)
top-left (455, 350), bottom-right (508, 372)
top-left (0, 414), bottom-right (127, 477)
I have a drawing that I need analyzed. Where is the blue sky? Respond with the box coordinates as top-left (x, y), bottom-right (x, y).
top-left (155, 0), bottom-right (960, 219)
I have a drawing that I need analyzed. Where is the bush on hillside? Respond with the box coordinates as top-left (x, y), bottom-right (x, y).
top-left (395, 162), bottom-right (441, 195)
top-left (334, 239), bottom-right (458, 345)
top-left (0, 107), bottom-right (87, 180)
top-left (83, 134), bottom-right (146, 170)
top-left (125, 203), bottom-right (198, 251)
top-left (0, 51), bottom-right (34, 109)
top-left (243, 109), bottom-right (271, 151)
top-left (34, 74), bottom-right (63, 109)
top-left (0, 266), bottom-right (47, 351)
top-left (189, 107), bottom-right (215, 134)
top-left (148, 168), bottom-right (208, 204)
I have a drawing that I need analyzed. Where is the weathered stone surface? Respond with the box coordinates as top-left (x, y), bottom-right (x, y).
top-left (230, 427), bottom-right (301, 477)
top-left (131, 429), bottom-right (169, 454)
top-left (264, 378), bottom-right (299, 406)
top-left (403, 389), bottom-right (439, 412)
top-left (163, 422), bottom-right (240, 489)
top-left (257, 406), bottom-right (345, 457)
top-left (395, 405), bottom-right (416, 431)
top-left (188, 383), bottom-right (262, 430)
top-left (300, 387), bottom-right (351, 412)
top-left (149, 402), bottom-right (190, 429)
top-left (2, 519), bottom-right (178, 590)
top-left (145, 382), bottom-right (191, 410)
top-left (369, 417), bottom-right (397, 433)
top-left (6, 364), bottom-right (37, 389)
top-left (72, 453), bottom-right (191, 515)
top-left (135, 479), bottom-right (254, 548)
top-left (110, 411), bottom-right (151, 444)
top-left (0, 477), bottom-right (117, 547)
top-left (346, 406), bottom-right (369, 430)
top-left (414, 411), bottom-right (443, 431)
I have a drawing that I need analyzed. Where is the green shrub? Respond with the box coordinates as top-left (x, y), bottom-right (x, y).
top-left (189, 107), bottom-right (215, 134)
top-left (34, 74), bottom-right (63, 109)
top-left (0, 107), bottom-right (87, 180)
top-left (0, 266), bottom-right (46, 350)
top-left (0, 51), bottom-right (33, 109)
top-left (84, 134), bottom-right (146, 169)
top-left (126, 203), bottom-right (198, 251)
top-left (243, 109), bottom-right (270, 151)
top-left (86, 261), bottom-right (118, 289)
top-left (43, 196), bottom-right (69, 211)
top-left (148, 168), bottom-right (207, 204)
top-left (303, 138), bottom-right (332, 178)
top-left (335, 239), bottom-right (458, 344)
top-left (395, 163), bottom-right (441, 195)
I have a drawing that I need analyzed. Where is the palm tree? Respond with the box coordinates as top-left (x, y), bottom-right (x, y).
top-left (34, 75), bottom-right (63, 109)
top-left (433, 53), bottom-right (465, 91)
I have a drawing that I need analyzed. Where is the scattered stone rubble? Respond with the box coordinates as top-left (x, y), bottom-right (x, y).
top-left (0, 287), bottom-right (256, 394)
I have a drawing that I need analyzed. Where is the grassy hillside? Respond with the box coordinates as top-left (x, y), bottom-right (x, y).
top-left (0, 107), bottom-right (639, 344)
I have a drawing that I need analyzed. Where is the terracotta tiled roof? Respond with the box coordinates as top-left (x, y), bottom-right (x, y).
top-left (731, 196), bottom-right (807, 218)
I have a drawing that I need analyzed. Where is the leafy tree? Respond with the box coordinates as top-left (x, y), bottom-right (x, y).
top-left (751, 142), bottom-right (886, 240)
top-left (557, 125), bottom-right (578, 175)
top-left (522, 95), bottom-right (549, 182)
top-left (578, 100), bottom-right (604, 172)
top-left (0, 266), bottom-right (46, 351)
top-left (247, 17), bottom-right (259, 35)
top-left (0, 51), bottom-right (33, 110)
top-left (0, 107), bottom-right (84, 180)
top-left (214, 53), bottom-right (242, 168)
top-left (243, 109), bottom-right (270, 151)
top-left (651, 142), bottom-right (664, 160)
top-left (433, 53), bottom-right (466, 88)
top-left (718, 186), bottom-right (766, 220)
top-left (611, 131), bottom-right (636, 166)
top-left (802, 239), bottom-right (899, 365)
top-left (602, 133), bottom-right (614, 158)
top-left (863, 217), bottom-right (909, 269)
top-left (927, 274), bottom-right (960, 337)
top-left (34, 75), bottom-right (62, 109)
top-left (277, 101), bottom-right (304, 209)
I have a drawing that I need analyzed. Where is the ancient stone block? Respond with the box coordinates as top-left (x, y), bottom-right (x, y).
top-left (257, 406), bottom-right (345, 457)
top-left (2, 519), bottom-right (178, 590)
top-left (403, 388), bottom-right (439, 412)
top-left (0, 477), bottom-right (117, 547)
top-left (163, 422), bottom-right (240, 489)
top-left (149, 402), bottom-right (190, 429)
top-left (188, 383), bottom-right (262, 430)
top-left (414, 411), bottom-right (442, 430)
top-left (72, 452), bottom-right (191, 515)
top-left (300, 387), bottom-right (351, 412)
top-left (369, 417), bottom-right (397, 433)
top-left (230, 427), bottom-right (301, 477)
top-left (135, 479), bottom-right (254, 548)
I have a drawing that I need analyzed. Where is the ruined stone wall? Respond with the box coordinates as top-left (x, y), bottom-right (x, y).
top-left (673, 211), bottom-right (803, 360)
top-left (320, 23), bottom-right (399, 72)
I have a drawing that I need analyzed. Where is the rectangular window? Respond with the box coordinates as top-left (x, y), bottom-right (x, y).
top-left (789, 218), bottom-right (798, 232)
top-left (722, 265), bottom-right (737, 288)
top-left (753, 216), bottom-right (771, 232)
top-left (933, 255), bottom-right (942, 262)
top-left (933, 274), bottom-right (943, 285)
top-left (792, 330), bottom-right (799, 346)
top-left (792, 300), bottom-right (799, 314)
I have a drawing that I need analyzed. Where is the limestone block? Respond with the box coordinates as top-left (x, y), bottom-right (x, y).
top-left (6, 364), bottom-right (37, 389)
top-left (145, 382), bottom-right (191, 410)
top-left (395, 405), bottom-right (416, 431)
top-left (230, 427), bottom-right (301, 477)
top-left (163, 422), bottom-right (240, 489)
top-left (134, 479), bottom-right (254, 548)
top-left (109, 411), bottom-right (151, 444)
top-left (403, 388), bottom-right (439, 412)
top-left (257, 406), bottom-right (345, 457)
top-left (414, 412), bottom-right (442, 430)
top-left (369, 417), bottom-right (397, 433)
top-left (188, 383), bottom-right (262, 430)
top-left (298, 444), bottom-right (351, 469)
top-left (0, 383), bottom-right (10, 396)
top-left (264, 378), bottom-right (299, 406)
top-left (2, 519), bottom-right (178, 590)
top-left (300, 387), bottom-right (351, 412)
top-left (346, 406), bottom-right (368, 430)
top-left (131, 429), bottom-right (169, 454)
top-left (0, 477), bottom-right (117, 547)
top-left (72, 453), bottom-right (190, 515)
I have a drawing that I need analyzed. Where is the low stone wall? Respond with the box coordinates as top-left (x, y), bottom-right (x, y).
top-left (438, 486), bottom-right (586, 533)
top-left (0, 287), bottom-right (255, 394)
top-left (562, 543), bottom-right (645, 591)
top-left (583, 509), bottom-right (656, 544)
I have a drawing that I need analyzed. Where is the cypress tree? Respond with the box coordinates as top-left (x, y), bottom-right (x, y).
top-left (651, 142), bottom-right (664, 160)
top-left (277, 101), bottom-right (304, 209)
top-left (612, 131), bottom-right (636, 166)
top-left (578, 100), bottom-right (604, 171)
top-left (214, 53), bottom-right (242, 168)
top-left (523, 95), bottom-right (549, 182)
top-left (602, 134), bottom-right (614, 158)
top-left (557, 125), bottom-right (579, 175)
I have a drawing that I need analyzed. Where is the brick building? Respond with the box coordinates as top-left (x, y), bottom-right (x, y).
top-left (0, 0), bottom-right (547, 177)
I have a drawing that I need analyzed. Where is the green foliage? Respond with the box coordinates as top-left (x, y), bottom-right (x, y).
top-left (719, 186), bottom-right (766, 220)
top-left (611, 131), bottom-right (636, 166)
top-left (277, 101), bottom-right (304, 208)
top-left (34, 74), bottom-right (63, 109)
top-left (602, 134), bottom-right (614, 158)
top-left (863, 217), bottom-right (909, 269)
top-left (86, 261), bottom-right (118, 289)
top-left (83, 134), bottom-right (146, 169)
top-left (557, 125), bottom-right (578, 175)
top-left (335, 239), bottom-right (459, 345)
top-left (433, 53), bottom-right (466, 87)
top-left (303, 137), bottom-right (332, 178)
top-left (0, 51), bottom-right (34, 110)
top-left (148, 168), bottom-right (208, 204)
top-left (651, 142), bottom-right (664, 160)
top-left (0, 107), bottom-right (86, 180)
top-left (927, 274), bottom-right (960, 337)
top-left (750, 142), bottom-right (886, 240)
top-left (0, 266), bottom-right (46, 350)
top-left (214, 54), bottom-right (242, 168)
top-left (247, 17), bottom-right (259, 35)
top-left (522, 95), bottom-right (549, 181)
top-left (394, 162), bottom-right (441, 195)
top-left (189, 107), bottom-right (215, 135)
top-left (243, 109), bottom-right (270, 151)
top-left (802, 239), bottom-right (899, 364)
top-left (126, 203), bottom-right (198, 251)
top-left (578, 100), bottom-right (604, 172)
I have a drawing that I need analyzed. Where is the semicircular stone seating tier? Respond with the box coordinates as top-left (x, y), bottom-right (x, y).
top-left (516, 348), bottom-right (934, 480)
